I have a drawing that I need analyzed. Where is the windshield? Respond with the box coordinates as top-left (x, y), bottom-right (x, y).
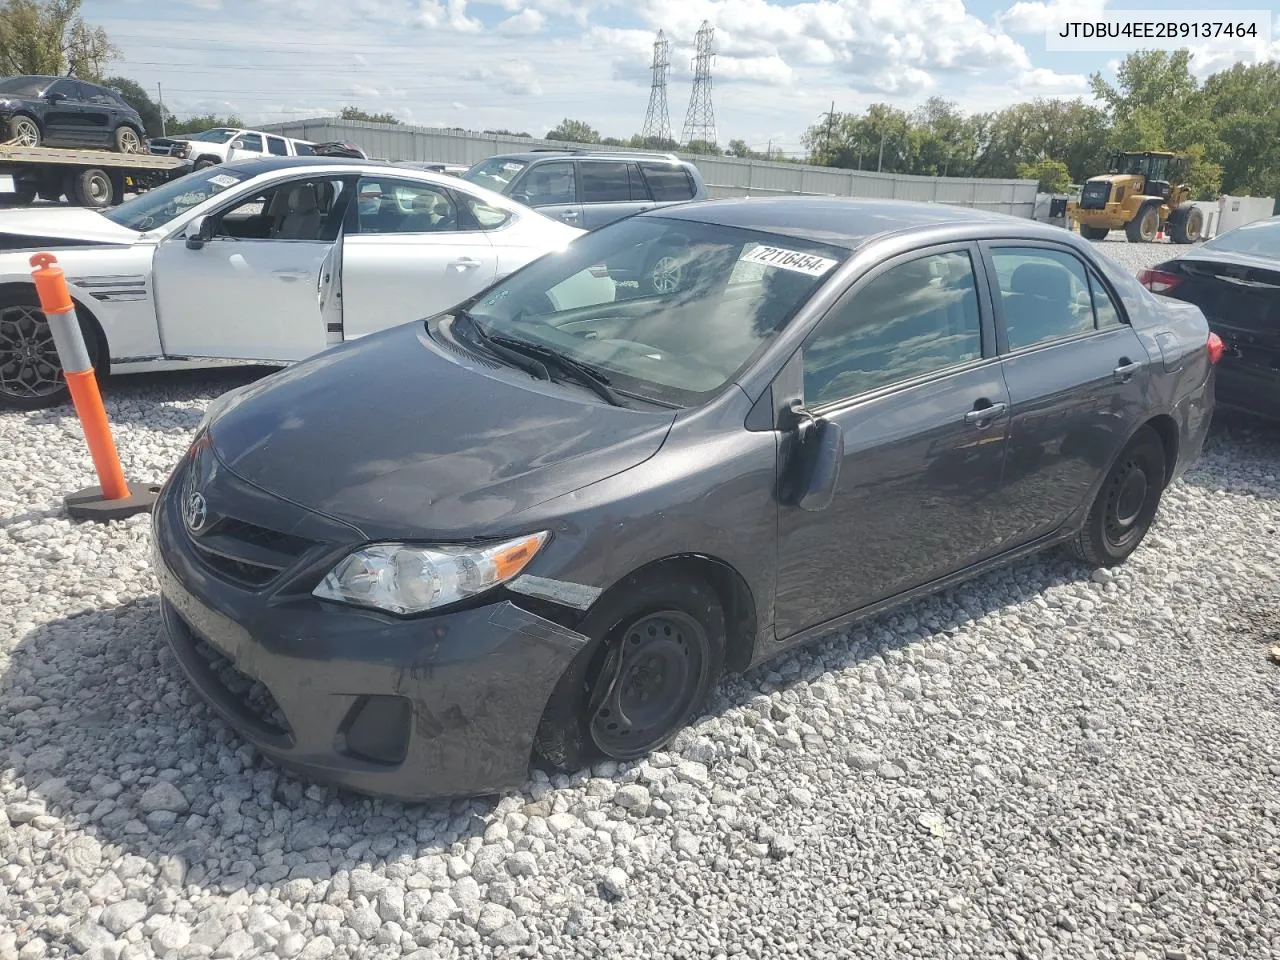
top-left (101, 167), bottom-right (250, 231)
top-left (1202, 218), bottom-right (1280, 258)
top-left (0, 76), bottom-right (50, 96)
top-left (461, 216), bottom-right (846, 406)
top-left (186, 128), bottom-right (239, 143)
top-left (461, 157), bottom-right (527, 193)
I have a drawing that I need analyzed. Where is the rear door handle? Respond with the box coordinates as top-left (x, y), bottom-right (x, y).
top-left (560, 210), bottom-right (580, 222)
top-left (450, 257), bottom-right (482, 269)
top-left (1113, 359), bottom-right (1144, 382)
top-left (964, 401), bottom-right (1007, 427)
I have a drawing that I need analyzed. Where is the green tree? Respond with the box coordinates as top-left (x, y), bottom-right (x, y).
top-left (684, 139), bottom-right (718, 155)
top-left (104, 75), bottom-right (166, 136)
top-left (0, 0), bottom-right (116, 79)
top-left (339, 105), bottom-right (400, 124)
top-left (1203, 61), bottom-right (1280, 196)
top-left (484, 128), bottom-right (531, 137)
top-left (545, 118), bottom-right (599, 143)
top-left (629, 134), bottom-right (678, 151)
top-left (976, 98), bottom-right (1109, 184)
top-left (1016, 159), bottom-right (1072, 193)
top-left (166, 114), bottom-right (244, 136)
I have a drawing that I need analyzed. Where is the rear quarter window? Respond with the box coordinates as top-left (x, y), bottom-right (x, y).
top-left (640, 163), bottom-right (696, 201)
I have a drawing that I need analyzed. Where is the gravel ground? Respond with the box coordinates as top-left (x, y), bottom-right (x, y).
top-left (2, 266), bottom-right (1279, 959)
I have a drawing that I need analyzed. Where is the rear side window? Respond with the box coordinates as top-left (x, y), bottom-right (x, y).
top-left (460, 196), bottom-right (511, 230)
top-left (579, 161), bottom-right (631, 203)
top-left (804, 250), bottom-right (983, 407)
top-left (990, 247), bottom-right (1095, 350)
top-left (639, 162), bottom-right (695, 201)
top-left (266, 136), bottom-right (289, 157)
top-left (293, 142), bottom-right (315, 155)
top-left (519, 161), bottom-right (576, 206)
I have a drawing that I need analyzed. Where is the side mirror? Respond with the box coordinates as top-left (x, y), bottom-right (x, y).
top-left (795, 418), bottom-right (844, 512)
top-left (512, 192), bottom-right (532, 206)
top-left (185, 215), bottom-right (215, 250)
top-left (45, 91), bottom-right (65, 103)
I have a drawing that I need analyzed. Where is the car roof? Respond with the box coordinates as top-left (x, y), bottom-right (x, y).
top-left (481, 151), bottom-right (689, 165)
top-left (648, 196), bottom-right (1023, 250)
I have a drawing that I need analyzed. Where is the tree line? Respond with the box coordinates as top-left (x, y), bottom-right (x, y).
top-left (5, 1), bottom-right (1277, 199)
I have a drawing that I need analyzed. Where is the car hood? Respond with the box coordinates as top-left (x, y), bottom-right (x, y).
top-left (207, 322), bottom-right (676, 539)
top-left (0, 208), bottom-right (140, 248)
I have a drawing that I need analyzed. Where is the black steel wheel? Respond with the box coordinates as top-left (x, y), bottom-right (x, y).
top-left (0, 291), bottom-right (101, 410)
top-left (1072, 425), bottom-right (1166, 567)
top-left (7, 114), bottom-right (40, 147)
top-left (534, 574), bottom-right (726, 771)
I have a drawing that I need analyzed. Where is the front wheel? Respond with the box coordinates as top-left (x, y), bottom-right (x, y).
top-left (1071, 425), bottom-right (1167, 567)
top-left (7, 114), bottom-right (40, 147)
top-left (1125, 203), bottom-right (1160, 243)
top-left (193, 157), bottom-right (218, 171)
top-left (0, 291), bottom-right (103, 410)
top-left (1079, 224), bottom-right (1110, 241)
top-left (114, 125), bottom-right (142, 154)
top-left (534, 575), bottom-right (725, 771)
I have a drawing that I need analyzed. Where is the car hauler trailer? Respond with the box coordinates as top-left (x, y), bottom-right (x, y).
top-left (0, 144), bottom-right (192, 209)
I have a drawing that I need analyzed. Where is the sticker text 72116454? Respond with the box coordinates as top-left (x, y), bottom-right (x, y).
top-left (738, 244), bottom-right (838, 277)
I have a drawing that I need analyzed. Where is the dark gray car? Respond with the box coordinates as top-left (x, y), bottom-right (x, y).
top-left (151, 198), bottom-right (1219, 801)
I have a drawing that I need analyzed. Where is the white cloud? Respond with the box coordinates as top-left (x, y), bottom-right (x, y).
top-left (1019, 67), bottom-right (1087, 91)
top-left (497, 8), bottom-right (547, 34)
top-left (416, 0), bottom-right (483, 33)
top-left (999, 0), bottom-right (1107, 35)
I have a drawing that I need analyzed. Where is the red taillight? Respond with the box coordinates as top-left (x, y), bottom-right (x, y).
top-left (1137, 268), bottom-right (1183, 294)
top-left (1207, 331), bottom-right (1225, 365)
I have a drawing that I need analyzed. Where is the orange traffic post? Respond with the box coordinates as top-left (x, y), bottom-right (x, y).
top-left (29, 252), bottom-right (158, 521)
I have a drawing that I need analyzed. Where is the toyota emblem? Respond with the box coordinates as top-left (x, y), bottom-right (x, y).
top-left (183, 491), bottom-right (209, 533)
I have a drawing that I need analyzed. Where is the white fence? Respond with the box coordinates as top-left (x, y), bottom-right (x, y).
top-left (261, 117), bottom-right (1039, 218)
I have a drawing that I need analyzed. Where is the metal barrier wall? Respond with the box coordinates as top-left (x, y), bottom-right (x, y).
top-left (262, 117), bottom-right (1039, 218)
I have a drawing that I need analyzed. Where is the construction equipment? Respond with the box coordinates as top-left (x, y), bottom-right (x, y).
top-left (1066, 151), bottom-right (1204, 244)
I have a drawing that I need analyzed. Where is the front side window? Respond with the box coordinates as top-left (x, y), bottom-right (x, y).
top-left (1088, 269), bottom-right (1124, 328)
top-left (48, 79), bottom-right (80, 100)
top-left (464, 217), bottom-right (845, 406)
top-left (233, 133), bottom-right (264, 152)
top-left (990, 247), bottom-right (1095, 350)
top-left (580, 161), bottom-right (631, 203)
top-left (213, 177), bottom-right (347, 242)
top-left (355, 178), bottom-right (457, 234)
top-left (804, 250), bottom-right (982, 408)
top-left (102, 167), bottom-right (253, 231)
top-left (517, 161), bottom-right (576, 206)
top-left (461, 157), bottom-right (527, 192)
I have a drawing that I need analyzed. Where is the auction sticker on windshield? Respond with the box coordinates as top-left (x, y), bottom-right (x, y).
top-left (739, 244), bottom-right (838, 276)
top-left (208, 174), bottom-right (242, 189)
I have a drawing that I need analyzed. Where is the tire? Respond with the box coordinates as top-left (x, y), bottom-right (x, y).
top-left (114, 125), bottom-right (142, 154)
top-left (1125, 203), bottom-right (1160, 243)
top-left (1070, 425), bottom-right (1167, 568)
top-left (642, 240), bottom-right (689, 295)
top-left (194, 157), bottom-right (218, 171)
top-left (1168, 205), bottom-right (1204, 244)
top-left (534, 573), bottom-right (726, 772)
top-left (0, 290), bottom-right (104, 410)
top-left (66, 168), bottom-right (116, 208)
top-left (1079, 224), bottom-right (1110, 241)
top-left (6, 114), bottom-right (40, 147)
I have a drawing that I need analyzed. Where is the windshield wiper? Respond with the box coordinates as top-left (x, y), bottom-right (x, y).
top-left (453, 310), bottom-right (551, 381)
top-left (488, 335), bottom-right (629, 408)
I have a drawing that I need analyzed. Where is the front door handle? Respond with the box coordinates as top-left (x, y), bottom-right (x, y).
top-left (560, 210), bottom-right (580, 222)
top-left (450, 257), bottom-right (482, 269)
top-left (964, 401), bottom-right (1007, 427)
top-left (272, 269), bottom-right (308, 282)
top-left (1113, 358), bottom-right (1143, 382)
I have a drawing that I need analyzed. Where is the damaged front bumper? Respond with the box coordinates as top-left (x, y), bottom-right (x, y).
top-left (150, 460), bottom-right (588, 802)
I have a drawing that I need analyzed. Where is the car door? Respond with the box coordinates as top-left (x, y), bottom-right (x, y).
top-left (152, 175), bottom-right (352, 362)
top-left (579, 160), bottom-right (651, 229)
top-left (339, 175), bottom-right (498, 339)
top-left (75, 83), bottom-right (116, 147)
top-left (226, 133), bottom-right (266, 162)
top-left (979, 241), bottom-right (1153, 547)
top-left (510, 160), bottom-right (582, 227)
top-left (773, 244), bottom-right (1011, 638)
top-left (41, 79), bottom-right (87, 145)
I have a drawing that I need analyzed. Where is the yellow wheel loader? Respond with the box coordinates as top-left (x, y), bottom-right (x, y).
top-left (1066, 152), bottom-right (1204, 244)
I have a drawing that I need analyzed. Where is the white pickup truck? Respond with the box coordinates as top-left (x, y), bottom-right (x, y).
top-left (148, 128), bottom-right (318, 169)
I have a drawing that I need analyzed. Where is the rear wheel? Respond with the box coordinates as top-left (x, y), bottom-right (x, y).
top-left (1168, 205), bottom-right (1204, 244)
top-left (0, 290), bottom-right (104, 410)
top-left (114, 125), bottom-right (142, 154)
top-left (1125, 203), bottom-right (1160, 243)
top-left (1071, 426), bottom-right (1167, 567)
top-left (194, 157), bottom-right (218, 171)
top-left (1079, 224), bottom-right (1110, 241)
top-left (6, 114), bottom-right (40, 147)
top-left (534, 574), bottom-right (725, 771)
top-left (64, 168), bottom-right (117, 208)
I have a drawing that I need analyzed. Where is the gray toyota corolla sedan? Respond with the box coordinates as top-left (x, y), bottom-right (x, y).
top-left (151, 197), bottom-right (1220, 800)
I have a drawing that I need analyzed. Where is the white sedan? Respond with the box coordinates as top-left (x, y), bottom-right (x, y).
top-left (0, 157), bottom-right (604, 408)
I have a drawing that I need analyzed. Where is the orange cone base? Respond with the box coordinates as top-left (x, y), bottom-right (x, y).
top-left (65, 483), bottom-right (161, 521)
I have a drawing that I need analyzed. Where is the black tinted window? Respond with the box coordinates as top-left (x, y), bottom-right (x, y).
top-left (991, 247), bottom-right (1095, 350)
top-left (627, 163), bottom-right (650, 200)
top-left (580, 161), bottom-right (631, 203)
top-left (520, 161), bottom-right (576, 206)
top-left (640, 162), bottom-right (695, 201)
top-left (266, 136), bottom-right (289, 157)
top-left (235, 134), bottom-right (263, 152)
top-left (804, 250), bottom-right (982, 407)
top-left (0, 77), bottom-right (49, 96)
top-left (49, 79), bottom-right (80, 99)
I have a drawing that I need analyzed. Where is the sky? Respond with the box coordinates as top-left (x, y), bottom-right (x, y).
top-left (82, 0), bottom-right (1280, 156)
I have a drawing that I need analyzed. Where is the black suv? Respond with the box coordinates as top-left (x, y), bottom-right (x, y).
top-left (0, 75), bottom-right (146, 153)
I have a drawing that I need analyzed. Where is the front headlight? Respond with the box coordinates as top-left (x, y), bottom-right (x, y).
top-left (312, 532), bottom-right (549, 615)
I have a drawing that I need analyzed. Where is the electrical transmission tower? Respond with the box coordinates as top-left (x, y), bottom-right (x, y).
top-left (681, 21), bottom-right (717, 149)
top-left (640, 30), bottom-right (672, 144)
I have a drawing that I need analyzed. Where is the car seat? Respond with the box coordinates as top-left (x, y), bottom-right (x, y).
top-left (1005, 262), bottom-right (1074, 346)
top-left (274, 184), bottom-right (322, 240)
